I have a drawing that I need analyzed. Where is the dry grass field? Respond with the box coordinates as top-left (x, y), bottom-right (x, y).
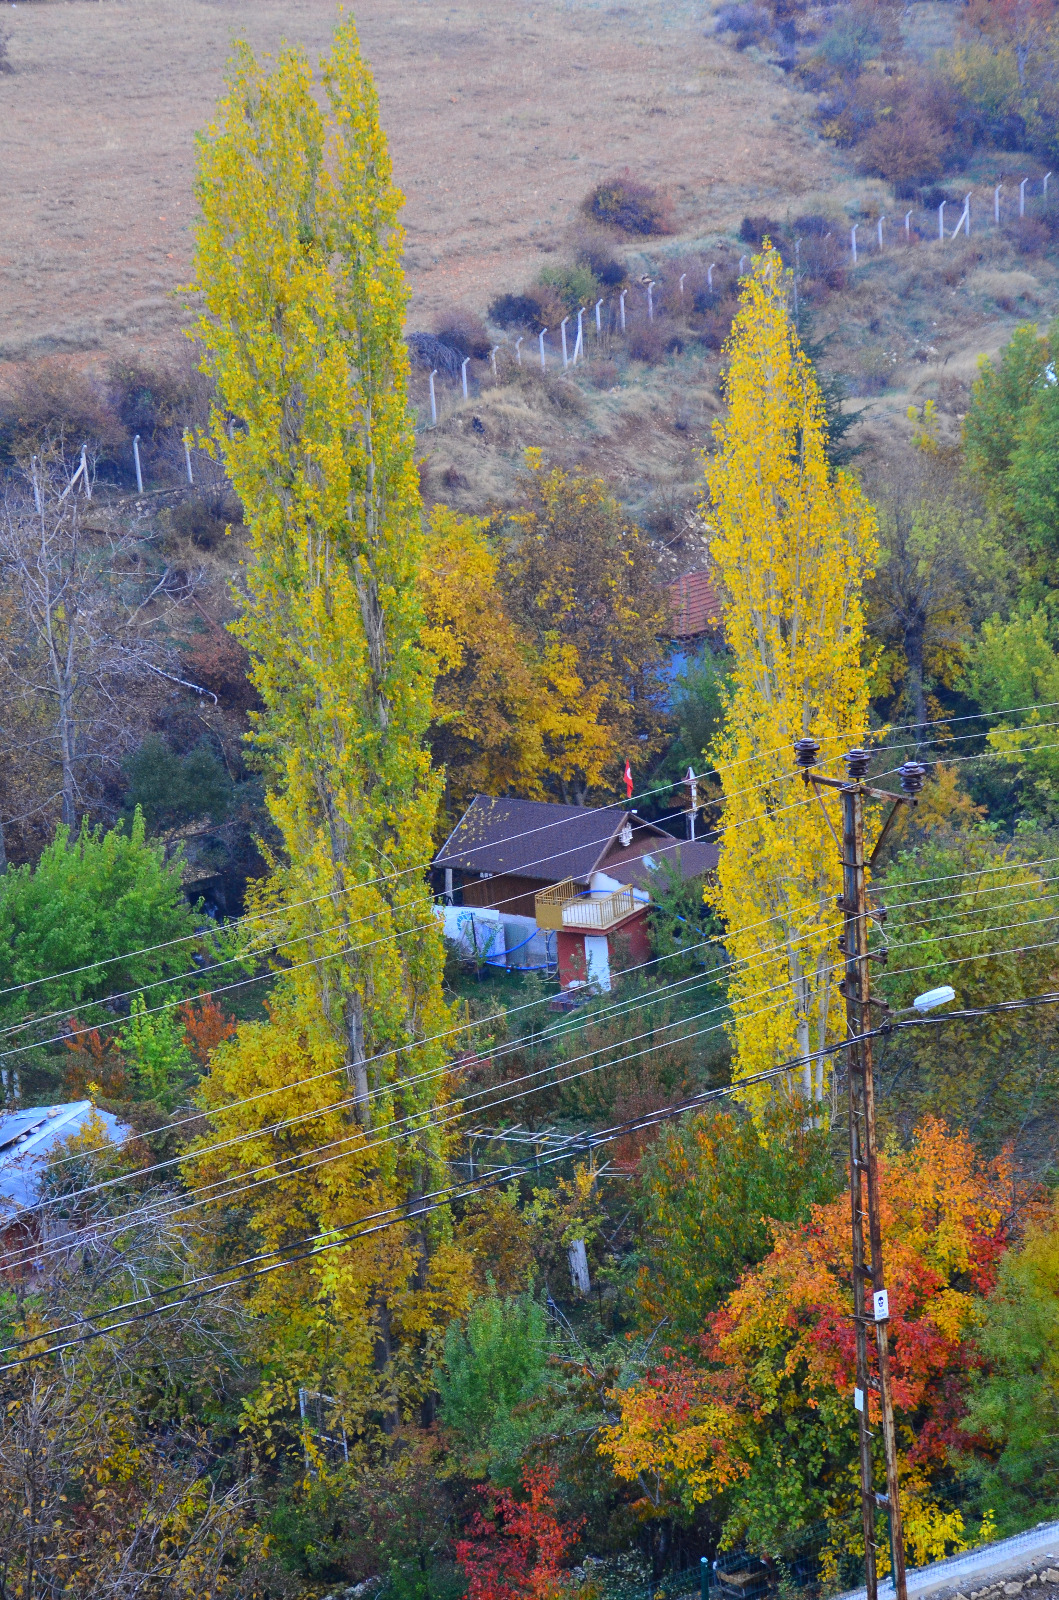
top-left (0, 0), bottom-right (836, 364)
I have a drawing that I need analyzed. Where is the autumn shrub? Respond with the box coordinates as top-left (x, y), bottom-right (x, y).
top-left (739, 213), bottom-right (782, 246)
top-left (435, 306), bottom-right (492, 360)
top-left (858, 104), bottom-right (948, 187)
top-left (408, 330), bottom-right (463, 377)
top-left (572, 230), bottom-right (626, 287)
top-left (538, 263), bottom-right (601, 316)
top-left (626, 320), bottom-right (665, 363)
top-left (169, 491), bottom-right (236, 549)
top-left (1006, 216), bottom-right (1050, 256)
top-left (584, 358), bottom-right (618, 389)
top-left (456, 1465), bottom-right (582, 1600)
top-left (584, 170), bottom-right (673, 237)
top-left (489, 292), bottom-right (547, 331)
top-left (0, 361), bottom-right (125, 471)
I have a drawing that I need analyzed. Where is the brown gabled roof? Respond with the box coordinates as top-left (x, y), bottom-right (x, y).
top-left (435, 796), bottom-right (665, 886)
top-left (668, 570), bottom-right (723, 639)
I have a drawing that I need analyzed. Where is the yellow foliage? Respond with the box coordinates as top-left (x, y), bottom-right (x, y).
top-left (189, 20), bottom-right (469, 1431)
top-left (421, 505), bottom-right (610, 818)
top-left (703, 246), bottom-right (877, 1108)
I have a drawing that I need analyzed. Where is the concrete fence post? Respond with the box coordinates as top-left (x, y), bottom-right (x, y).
top-left (132, 434), bottom-right (143, 495)
top-left (429, 369), bottom-right (438, 426)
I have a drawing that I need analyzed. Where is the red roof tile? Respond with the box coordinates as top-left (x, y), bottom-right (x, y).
top-left (668, 570), bottom-right (722, 639)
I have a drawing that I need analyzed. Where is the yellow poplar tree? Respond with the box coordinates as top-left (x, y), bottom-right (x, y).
top-left (705, 246), bottom-right (877, 1107)
top-left (188, 22), bottom-right (468, 1428)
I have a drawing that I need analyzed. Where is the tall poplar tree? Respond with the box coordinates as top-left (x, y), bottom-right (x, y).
top-left (705, 247), bottom-right (877, 1106)
top-left (189, 23), bottom-right (467, 1426)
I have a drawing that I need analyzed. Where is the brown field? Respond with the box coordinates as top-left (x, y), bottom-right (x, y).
top-left (0, 0), bottom-right (836, 363)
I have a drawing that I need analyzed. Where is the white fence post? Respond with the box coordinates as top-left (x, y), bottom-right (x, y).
top-left (938, 200), bottom-right (946, 240)
top-left (80, 443), bottom-right (91, 500)
top-left (905, 210), bottom-right (912, 240)
top-left (490, 345), bottom-right (499, 380)
top-left (132, 434), bottom-right (143, 494)
top-left (429, 369), bottom-right (438, 426)
top-left (619, 290), bottom-right (626, 331)
top-left (1021, 176), bottom-right (1029, 216)
top-left (877, 215), bottom-right (885, 250)
top-left (850, 225), bottom-right (857, 264)
top-left (707, 261), bottom-right (716, 288)
top-left (461, 356), bottom-right (470, 399)
top-left (646, 279), bottom-right (655, 321)
top-left (560, 315), bottom-right (569, 369)
top-left (574, 306), bottom-right (585, 363)
top-left (594, 297), bottom-right (603, 335)
top-left (995, 183), bottom-right (1003, 225)
top-left (515, 335), bottom-right (523, 366)
top-left (183, 431), bottom-right (194, 485)
top-left (539, 328), bottom-right (548, 371)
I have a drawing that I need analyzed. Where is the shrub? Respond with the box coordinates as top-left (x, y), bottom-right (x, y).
top-left (739, 213), bottom-right (783, 246)
top-left (488, 291), bottom-right (546, 329)
top-left (1007, 217), bottom-right (1050, 256)
top-left (433, 306), bottom-right (491, 360)
top-left (584, 169), bottom-right (674, 236)
top-left (573, 230), bottom-right (626, 286)
top-left (407, 331), bottom-right (462, 377)
top-left (714, 2), bottom-right (770, 37)
top-left (0, 362), bottom-right (125, 470)
top-left (169, 493), bottom-right (238, 550)
top-left (123, 735), bottom-right (232, 834)
top-left (627, 321), bottom-right (665, 362)
top-left (814, 7), bottom-right (883, 76)
top-left (538, 262), bottom-right (601, 315)
top-left (857, 105), bottom-right (948, 186)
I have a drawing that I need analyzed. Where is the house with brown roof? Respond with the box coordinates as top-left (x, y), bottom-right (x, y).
top-left (434, 796), bottom-right (717, 991)
top-left (667, 570), bottom-right (723, 642)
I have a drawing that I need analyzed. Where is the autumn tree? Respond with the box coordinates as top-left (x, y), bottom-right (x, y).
top-left (497, 453), bottom-right (671, 803)
top-left (601, 1120), bottom-right (1017, 1574)
top-left (190, 21), bottom-right (469, 1430)
top-left (0, 449), bottom-right (179, 847)
top-left (456, 1465), bottom-right (582, 1600)
top-left (704, 245), bottom-right (877, 1106)
top-left (421, 506), bottom-right (610, 822)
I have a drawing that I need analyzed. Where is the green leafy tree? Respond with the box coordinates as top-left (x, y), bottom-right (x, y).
top-left (962, 1196), bottom-right (1059, 1534)
top-left (961, 602), bottom-right (1059, 823)
top-left (0, 810), bottom-right (198, 1098)
top-left (437, 1289), bottom-right (551, 1478)
top-left (123, 735), bottom-right (232, 834)
top-left (877, 832), bottom-right (1059, 1150)
top-left (119, 992), bottom-right (195, 1109)
top-left (963, 322), bottom-right (1051, 491)
top-left (635, 1099), bottom-right (838, 1337)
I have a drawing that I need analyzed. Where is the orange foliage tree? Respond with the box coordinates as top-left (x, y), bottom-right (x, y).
top-left (601, 1120), bottom-right (1026, 1579)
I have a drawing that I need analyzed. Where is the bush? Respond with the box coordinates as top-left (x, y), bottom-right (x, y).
top-left (714, 2), bottom-right (770, 37)
top-left (584, 170), bottom-right (674, 236)
top-left (573, 231), bottom-right (626, 286)
top-left (407, 331), bottom-right (462, 378)
top-left (433, 306), bottom-right (491, 360)
top-left (488, 292), bottom-right (546, 330)
top-left (857, 105), bottom-right (948, 186)
top-left (0, 363), bottom-right (125, 470)
top-left (627, 321), bottom-right (665, 362)
top-left (814, 7), bottom-right (883, 76)
top-left (537, 262), bottom-right (601, 315)
top-left (739, 213), bottom-right (783, 246)
top-left (169, 492), bottom-right (239, 550)
top-left (123, 734), bottom-right (232, 834)
top-left (1007, 217), bottom-right (1050, 256)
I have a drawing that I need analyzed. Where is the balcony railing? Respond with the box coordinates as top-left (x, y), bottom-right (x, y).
top-left (534, 880), bottom-right (646, 933)
top-left (534, 878), bottom-right (577, 930)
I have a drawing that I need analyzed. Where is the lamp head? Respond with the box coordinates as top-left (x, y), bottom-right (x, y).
top-left (913, 984), bottom-right (955, 1014)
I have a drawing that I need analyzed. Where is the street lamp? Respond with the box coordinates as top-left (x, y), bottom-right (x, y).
top-left (912, 985), bottom-right (955, 1013)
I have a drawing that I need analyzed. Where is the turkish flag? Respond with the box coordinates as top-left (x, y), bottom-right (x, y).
top-left (623, 760), bottom-right (633, 799)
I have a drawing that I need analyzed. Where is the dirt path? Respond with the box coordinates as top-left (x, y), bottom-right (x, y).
top-left (0, 0), bottom-right (835, 363)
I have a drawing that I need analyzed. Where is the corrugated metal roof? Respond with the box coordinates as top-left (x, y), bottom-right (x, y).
top-left (668, 570), bottom-right (723, 638)
top-left (435, 796), bottom-right (631, 884)
top-left (0, 1101), bottom-right (130, 1214)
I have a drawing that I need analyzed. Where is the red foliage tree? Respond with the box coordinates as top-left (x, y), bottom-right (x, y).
top-left (456, 1466), bottom-right (582, 1600)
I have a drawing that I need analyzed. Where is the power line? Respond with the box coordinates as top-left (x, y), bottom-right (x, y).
top-left (10, 986), bottom-right (1059, 1375)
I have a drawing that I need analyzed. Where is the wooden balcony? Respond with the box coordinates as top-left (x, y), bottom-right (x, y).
top-left (534, 879), bottom-right (646, 933)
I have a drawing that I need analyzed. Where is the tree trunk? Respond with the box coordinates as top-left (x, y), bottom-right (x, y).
top-left (344, 993), bottom-right (371, 1127)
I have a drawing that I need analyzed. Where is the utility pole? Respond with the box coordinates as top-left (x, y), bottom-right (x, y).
top-left (793, 740), bottom-right (926, 1600)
